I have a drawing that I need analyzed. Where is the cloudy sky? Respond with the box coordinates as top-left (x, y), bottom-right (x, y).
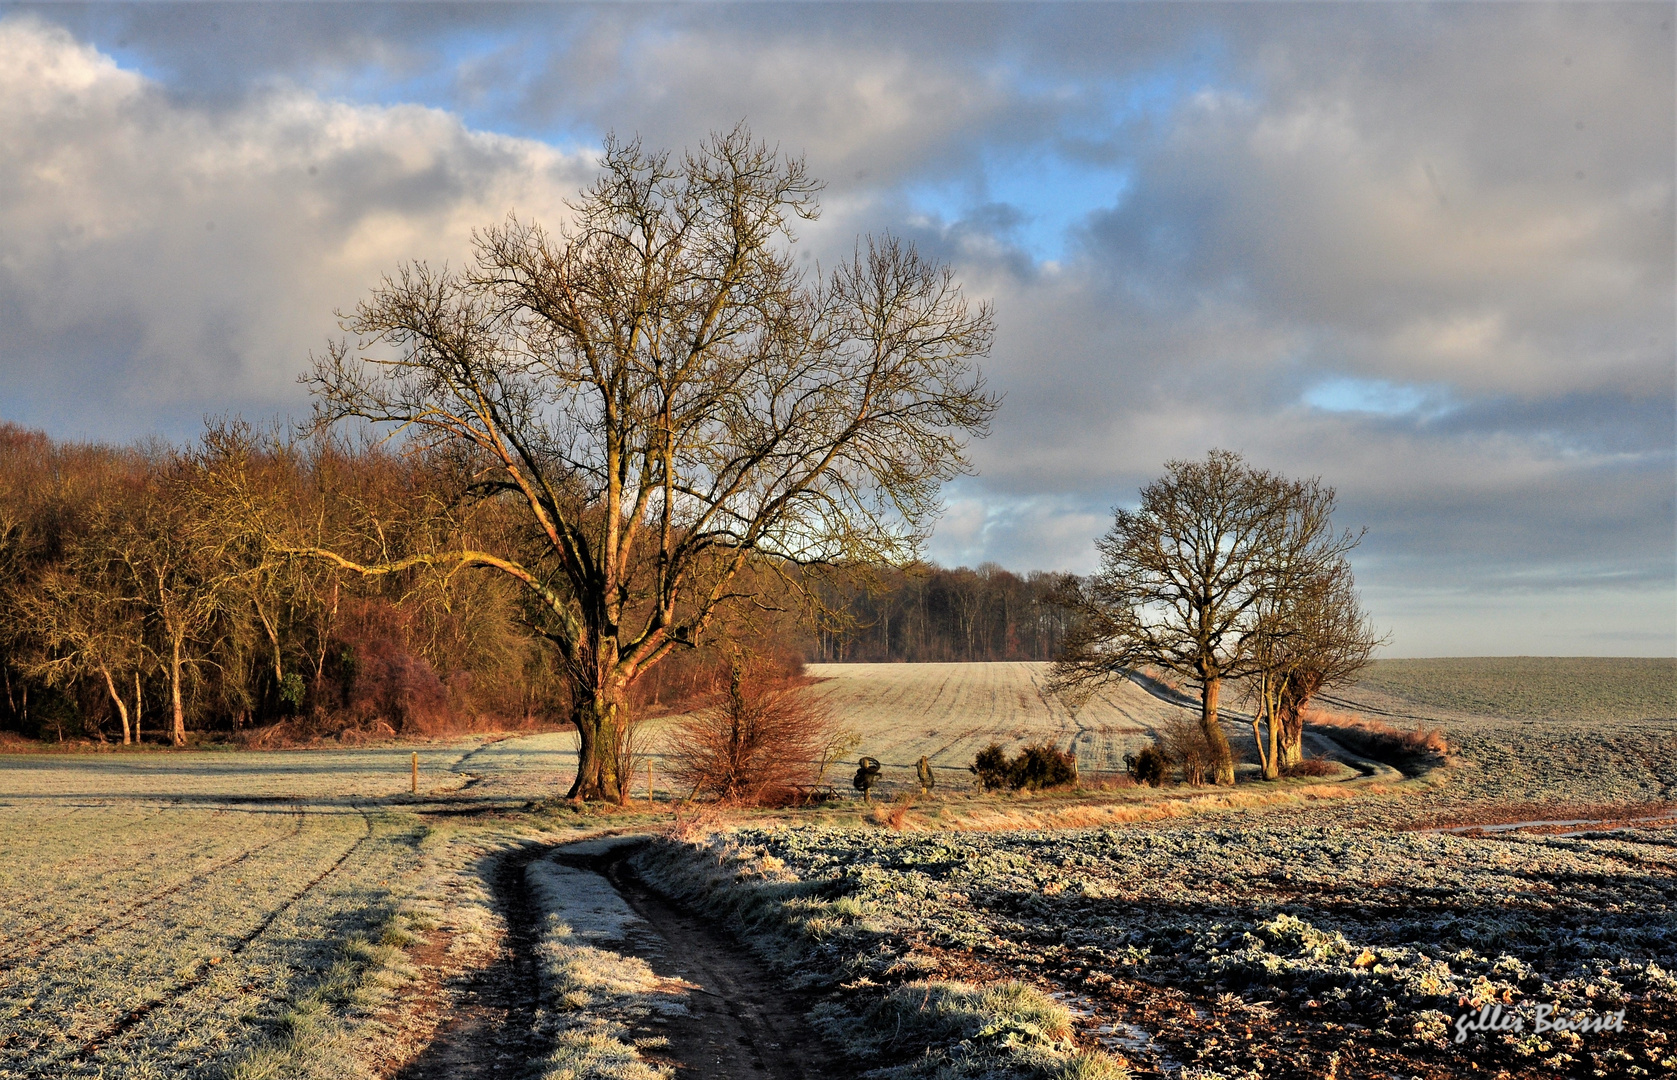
top-left (1, 3), bottom-right (1672, 656)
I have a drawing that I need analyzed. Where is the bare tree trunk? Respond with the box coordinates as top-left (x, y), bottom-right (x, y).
top-left (1276, 672), bottom-right (1320, 769)
top-left (1266, 702), bottom-right (1281, 779)
top-left (169, 634), bottom-right (186, 747)
top-left (1278, 702), bottom-right (1305, 768)
top-left (100, 664), bottom-right (131, 745)
top-left (134, 671), bottom-right (143, 744)
top-left (1201, 677), bottom-right (1236, 785)
top-left (565, 690), bottom-right (625, 803)
top-left (1256, 674), bottom-right (1281, 780)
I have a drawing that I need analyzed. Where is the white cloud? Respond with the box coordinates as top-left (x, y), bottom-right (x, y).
top-left (0, 15), bottom-right (592, 434)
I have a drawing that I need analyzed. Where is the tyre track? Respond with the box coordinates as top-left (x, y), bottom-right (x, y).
top-left (0, 804), bottom-right (175, 936)
top-left (561, 843), bottom-right (835, 1080)
top-left (0, 803), bottom-right (309, 965)
top-left (57, 805), bottom-right (375, 1069)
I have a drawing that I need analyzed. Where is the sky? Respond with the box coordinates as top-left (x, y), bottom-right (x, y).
top-left (0, 2), bottom-right (1672, 657)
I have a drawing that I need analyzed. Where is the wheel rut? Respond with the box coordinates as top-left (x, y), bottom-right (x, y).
top-left (394, 844), bottom-right (552, 1080)
top-left (560, 844), bottom-right (834, 1080)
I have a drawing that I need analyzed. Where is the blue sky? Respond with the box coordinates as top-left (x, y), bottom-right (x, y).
top-left (0, 2), bottom-right (1671, 656)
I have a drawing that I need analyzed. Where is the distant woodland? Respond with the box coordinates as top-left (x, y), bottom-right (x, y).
top-left (0, 424), bottom-right (1069, 745)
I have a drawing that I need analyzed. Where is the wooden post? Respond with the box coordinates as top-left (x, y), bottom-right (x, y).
top-left (411, 752), bottom-right (418, 795)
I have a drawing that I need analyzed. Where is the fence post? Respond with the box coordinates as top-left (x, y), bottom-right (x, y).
top-left (411, 751), bottom-right (418, 795)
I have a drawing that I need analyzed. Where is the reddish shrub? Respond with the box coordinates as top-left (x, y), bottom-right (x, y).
top-left (666, 651), bottom-right (836, 805)
top-left (322, 599), bottom-right (451, 734)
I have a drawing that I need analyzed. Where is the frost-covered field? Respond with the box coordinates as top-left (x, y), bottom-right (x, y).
top-left (1342, 657), bottom-right (1677, 724)
top-left (802, 662), bottom-right (1172, 780)
top-left (0, 800), bottom-right (419, 1079)
top-left (1, 661), bottom-right (1673, 1080)
top-left (648, 818), bottom-right (1677, 1079)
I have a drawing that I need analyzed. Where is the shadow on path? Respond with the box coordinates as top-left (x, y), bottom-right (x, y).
top-left (559, 843), bottom-right (834, 1080)
top-left (394, 845), bottom-right (552, 1080)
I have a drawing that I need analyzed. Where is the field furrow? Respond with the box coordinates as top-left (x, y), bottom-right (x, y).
top-left (0, 804), bottom-right (399, 1079)
top-left (0, 805), bottom-right (306, 961)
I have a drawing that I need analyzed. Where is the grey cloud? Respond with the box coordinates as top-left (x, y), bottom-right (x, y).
top-left (0, 15), bottom-right (592, 439)
top-left (1, 4), bottom-right (1670, 653)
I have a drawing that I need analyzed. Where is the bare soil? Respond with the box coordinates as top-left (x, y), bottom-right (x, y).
top-left (561, 843), bottom-right (836, 1080)
top-left (393, 846), bottom-right (552, 1080)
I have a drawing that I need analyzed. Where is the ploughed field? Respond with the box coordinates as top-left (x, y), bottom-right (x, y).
top-left (0, 658), bottom-right (1673, 1080)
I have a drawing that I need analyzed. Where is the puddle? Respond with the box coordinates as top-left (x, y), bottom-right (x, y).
top-left (1426, 814), bottom-right (1676, 836)
top-left (1048, 989), bottom-right (1186, 1072)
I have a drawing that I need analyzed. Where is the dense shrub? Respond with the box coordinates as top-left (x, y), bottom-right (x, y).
top-left (1282, 756), bottom-right (1337, 778)
top-left (1126, 745), bottom-right (1168, 786)
top-left (968, 740), bottom-right (1078, 791)
top-left (970, 743), bottom-right (1013, 791)
top-left (666, 651), bottom-right (836, 804)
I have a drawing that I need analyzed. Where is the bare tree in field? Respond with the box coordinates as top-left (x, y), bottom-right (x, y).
top-left (1250, 557), bottom-right (1383, 774)
top-left (289, 126), bottom-right (998, 801)
top-left (1054, 450), bottom-right (1349, 786)
top-left (1243, 482), bottom-right (1382, 778)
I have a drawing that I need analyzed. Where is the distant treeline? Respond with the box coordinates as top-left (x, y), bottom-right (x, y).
top-left (0, 423), bottom-right (1068, 745)
top-left (808, 565), bottom-right (1072, 663)
top-left (0, 423), bottom-right (570, 745)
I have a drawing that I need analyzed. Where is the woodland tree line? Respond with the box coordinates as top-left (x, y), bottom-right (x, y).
top-left (0, 422), bottom-right (1063, 745)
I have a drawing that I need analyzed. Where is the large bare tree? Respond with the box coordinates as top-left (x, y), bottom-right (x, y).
top-left (1242, 483), bottom-right (1382, 778)
top-left (291, 127), bottom-right (998, 801)
top-left (1054, 451), bottom-right (1358, 785)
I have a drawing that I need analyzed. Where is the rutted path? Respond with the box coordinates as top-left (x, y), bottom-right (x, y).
top-left (395, 846), bottom-right (552, 1080)
top-left (558, 842), bottom-right (834, 1080)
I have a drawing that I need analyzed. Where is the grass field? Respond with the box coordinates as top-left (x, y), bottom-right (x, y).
top-left (0, 801), bottom-right (415, 1079)
top-left (1339, 657), bottom-right (1677, 722)
top-left (1, 659), bottom-right (1674, 1079)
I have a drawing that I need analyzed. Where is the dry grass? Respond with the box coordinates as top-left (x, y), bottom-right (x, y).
top-left (1304, 707), bottom-right (1450, 769)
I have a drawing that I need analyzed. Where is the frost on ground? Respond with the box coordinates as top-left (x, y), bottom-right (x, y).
top-left (633, 837), bottom-right (1127, 1080)
top-left (640, 818), bottom-right (1677, 1080)
top-left (2, 661), bottom-right (1673, 1080)
top-left (0, 801), bottom-right (424, 1080)
top-left (525, 849), bottom-right (684, 1080)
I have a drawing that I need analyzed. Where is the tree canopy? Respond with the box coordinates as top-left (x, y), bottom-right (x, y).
top-left (1054, 450), bottom-right (1376, 785)
top-left (291, 125), bottom-right (999, 800)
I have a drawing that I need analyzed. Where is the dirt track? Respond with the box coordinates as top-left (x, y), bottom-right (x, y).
top-left (394, 845), bottom-right (551, 1080)
top-left (560, 843), bottom-right (833, 1080)
top-left (392, 839), bottom-right (832, 1080)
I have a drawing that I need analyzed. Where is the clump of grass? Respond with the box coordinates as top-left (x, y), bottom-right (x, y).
top-left (1283, 757), bottom-right (1337, 778)
top-left (226, 912), bottom-right (419, 1080)
top-left (815, 979), bottom-right (1082, 1078)
top-left (1056, 1051), bottom-right (1131, 1080)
